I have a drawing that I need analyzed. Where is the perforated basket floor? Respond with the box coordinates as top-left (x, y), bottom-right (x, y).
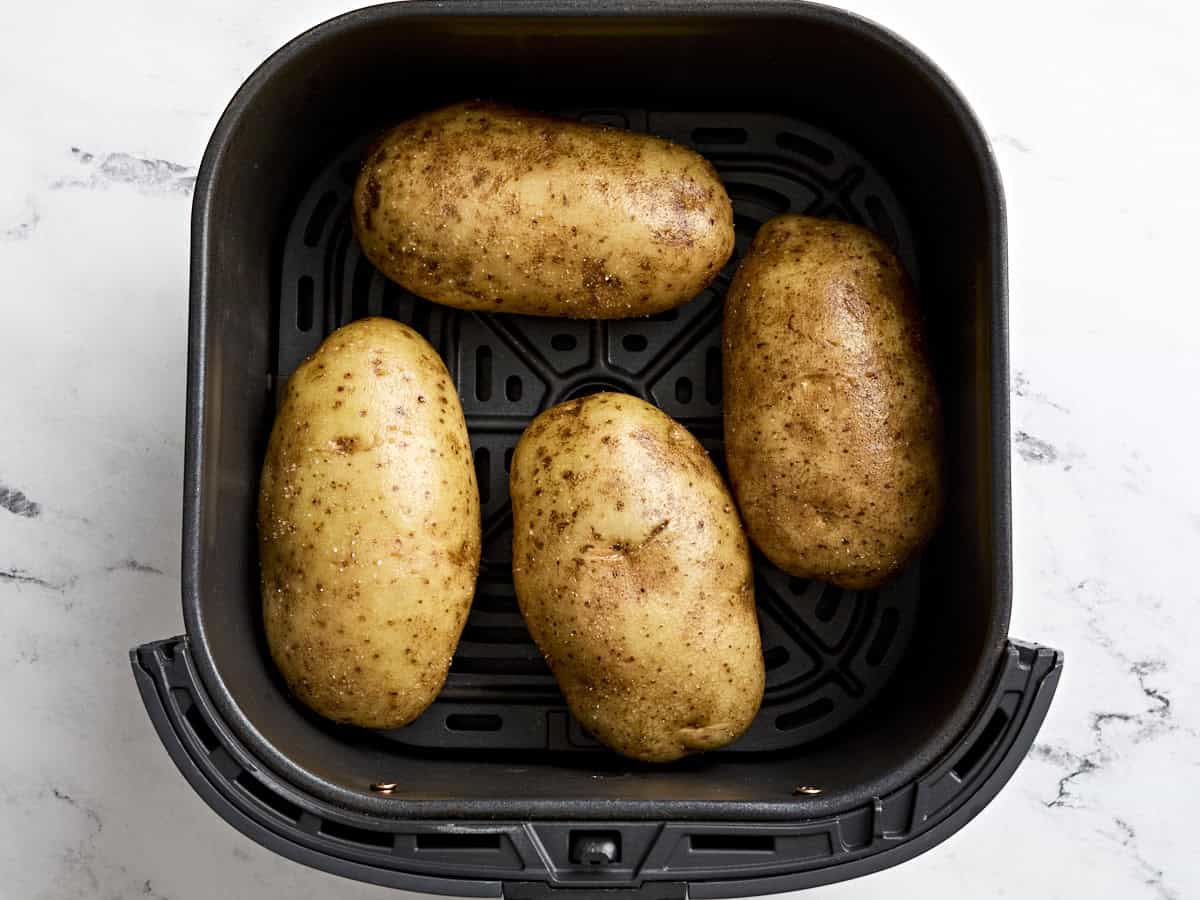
top-left (276, 109), bottom-right (921, 753)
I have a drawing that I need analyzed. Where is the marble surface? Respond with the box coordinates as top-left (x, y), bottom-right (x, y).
top-left (1, 1), bottom-right (1197, 898)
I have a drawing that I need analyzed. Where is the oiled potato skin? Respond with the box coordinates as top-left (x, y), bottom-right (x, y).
top-left (724, 216), bottom-right (942, 590)
top-left (258, 318), bottom-right (480, 729)
top-left (510, 393), bottom-right (763, 762)
top-left (352, 101), bottom-right (734, 318)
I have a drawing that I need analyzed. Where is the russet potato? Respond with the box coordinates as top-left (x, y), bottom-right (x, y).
top-left (509, 393), bottom-right (763, 762)
top-left (353, 101), bottom-right (733, 318)
top-left (723, 215), bottom-right (942, 589)
top-left (258, 317), bottom-right (480, 728)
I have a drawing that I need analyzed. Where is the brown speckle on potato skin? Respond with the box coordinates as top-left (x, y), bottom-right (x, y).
top-left (351, 102), bottom-right (733, 319)
top-left (723, 215), bottom-right (942, 590)
top-left (509, 393), bottom-right (764, 762)
top-left (258, 317), bottom-right (481, 729)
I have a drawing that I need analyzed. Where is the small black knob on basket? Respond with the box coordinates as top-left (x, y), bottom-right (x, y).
top-left (569, 831), bottom-right (622, 866)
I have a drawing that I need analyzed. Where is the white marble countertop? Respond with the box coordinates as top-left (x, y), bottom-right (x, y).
top-left (1, 1), bottom-right (1196, 898)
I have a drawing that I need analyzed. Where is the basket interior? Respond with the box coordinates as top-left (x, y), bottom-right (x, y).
top-left (186, 6), bottom-right (1009, 816)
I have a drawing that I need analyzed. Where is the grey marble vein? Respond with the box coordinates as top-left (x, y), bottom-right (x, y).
top-left (0, 567), bottom-right (74, 592)
top-left (1013, 371), bottom-right (1070, 413)
top-left (49, 787), bottom-right (104, 895)
top-left (991, 133), bottom-right (1032, 153)
top-left (1014, 430), bottom-right (1059, 464)
top-left (0, 483), bottom-right (41, 518)
top-left (1036, 580), bottom-right (1180, 810)
top-left (52, 147), bottom-right (196, 195)
top-left (1, 206), bottom-right (40, 241)
top-left (105, 558), bottom-right (165, 576)
top-left (1113, 818), bottom-right (1179, 900)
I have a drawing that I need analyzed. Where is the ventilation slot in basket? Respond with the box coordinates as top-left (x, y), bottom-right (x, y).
top-left (690, 834), bottom-right (775, 853)
top-left (475, 347), bottom-right (493, 401)
top-left (705, 347), bottom-right (722, 403)
top-left (692, 126), bottom-right (749, 145)
top-left (296, 277), bottom-right (314, 332)
top-left (675, 377), bottom-right (693, 404)
top-left (776, 132), bottom-right (835, 165)
top-left (351, 255), bottom-right (373, 319)
top-left (952, 708), bottom-right (1010, 780)
top-left (174, 689), bottom-right (219, 753)
top-left (417, 832), bottom-right (503, 851)
top-left (321, 819), bottom-right (395, 850)
top-left (865, 606), bottom-right (900, 666)
top-left (445, 713), bottom-right (503, 732)
top-left (763, 646), bottom-right (790, 671)
top-left (304, 191), bottom-right (339, 247)
top-left (622, 334), bottom-right (648, 352)
top-left (776, 698), bottom-right (834, 731)
top-left (815, 587), bottom-right (842, 623)
top-left (235, 771), bottom-right (301, 823)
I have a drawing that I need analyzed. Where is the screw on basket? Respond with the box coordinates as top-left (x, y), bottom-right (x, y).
top-left (793, 785), bottom-right (822, 796)
top-left (370, 782), bottom-right (398, 794)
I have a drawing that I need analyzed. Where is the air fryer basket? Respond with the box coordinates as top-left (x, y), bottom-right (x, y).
top-left (133, 2), bottom-right (1062, 896)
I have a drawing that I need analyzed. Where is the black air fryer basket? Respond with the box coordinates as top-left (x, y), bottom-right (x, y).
top-left (132, 2), bottom-right (1062, 896)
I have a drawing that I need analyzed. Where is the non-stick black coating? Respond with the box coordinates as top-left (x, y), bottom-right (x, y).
top-left (182, 0), bottom-right (1011, 820)
top-left (277, 111), bottom-right (922, 756)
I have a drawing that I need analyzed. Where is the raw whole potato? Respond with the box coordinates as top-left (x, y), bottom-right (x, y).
top-left (352, 101), bottom-right (734, 318)
top-left (258, 317), bottom-right (480, 729)
top-left (509, 393), bottom-right (763, 762)
top-left (723, 215), bottom-right (942, 590)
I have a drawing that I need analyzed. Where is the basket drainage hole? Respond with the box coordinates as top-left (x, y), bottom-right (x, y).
top-left (763, 646), bottom-right (790, 671)
top-left (446, 713), bottom-right (503, 732)
top-left (475, 347), bottom-right (493, 401)
top-left (705, 347), bottom-right (722, 403)
top-left (235, 771), bottom-right (301, 822)
top-left (692, 127), bottom-right (748, 146)
top-left (296, 277), bottom-right (314, 332)
top-left (776, 697), bottom-right (835, 731)
top-left (622, 334), bottom-right (648, 352)
top-left (675, 377), bottom-right (693, 404)
top-left (417, 832), bottom-right (502, 851)
top-left (304, 190), bottom-right (339, 247)
top-left (174, 690), bottom-right (219, 753)
top-left (815, 587), bottom-right (842, 623)
top-left (505, 375), bottom-right (523, 402)
top-left (776, 132), bottom-right (835, 166)
top-left (551, 333), bottom-right (577, 352)
top-left (864, 606), bottom-right (899, 666)
top-left (952, 707), bottom-right (1010, 780)
top-left (690, 834), bottom-right (775, 853)
top-left (320, 818), bottom-right (395, 849)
